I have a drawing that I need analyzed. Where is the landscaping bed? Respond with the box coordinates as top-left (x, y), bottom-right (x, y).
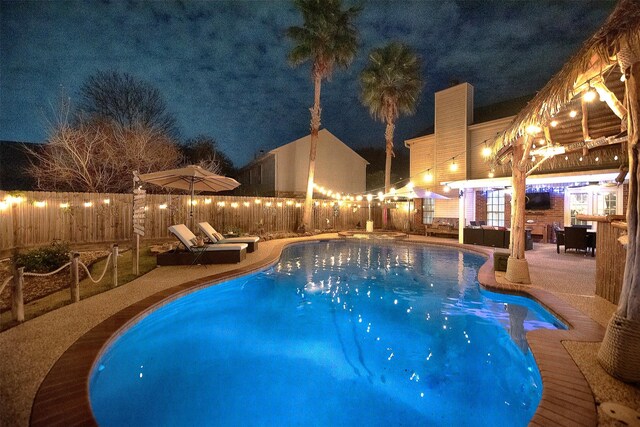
top-left (0, 251), bottom-right (109, 311)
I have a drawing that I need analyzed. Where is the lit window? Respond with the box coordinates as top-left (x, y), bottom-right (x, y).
top-left (486, 190), bottom-right (505, 227)
top-left (422, 199), bottom-right (435, 224)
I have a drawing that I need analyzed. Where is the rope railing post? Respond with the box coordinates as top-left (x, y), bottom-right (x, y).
top-left (70, 252), bottom-right (80, 303)
top-left (112, 244), bottom-right (118, 288)
top-left (11, 266), bottom-right (24, 323)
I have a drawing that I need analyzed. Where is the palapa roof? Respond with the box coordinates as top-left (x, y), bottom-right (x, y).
top-left (490, 0), bottom-right (640, 164)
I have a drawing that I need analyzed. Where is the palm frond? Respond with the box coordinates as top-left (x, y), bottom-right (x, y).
top-left (359, 42), bottom-right (424, 123)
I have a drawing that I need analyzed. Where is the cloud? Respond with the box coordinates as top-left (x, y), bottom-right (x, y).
top-left (0, 0), bottom-right (616, 167)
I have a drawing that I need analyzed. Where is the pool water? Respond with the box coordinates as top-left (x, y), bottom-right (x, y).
top-left (90, 241), bottom-right (565, 426)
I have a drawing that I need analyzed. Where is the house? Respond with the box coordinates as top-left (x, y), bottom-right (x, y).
top-left (405, 81), bottom-right (626, 240)
top-left (237, 129), bottom-right (368, 197)
top-left (0, 140), bottom-right (39, 190)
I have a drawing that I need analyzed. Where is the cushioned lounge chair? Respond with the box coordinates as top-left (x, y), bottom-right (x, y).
top-left (158, 224), bottom-right (247, 265)
top-left (197, 222), bottom-right (260, 253)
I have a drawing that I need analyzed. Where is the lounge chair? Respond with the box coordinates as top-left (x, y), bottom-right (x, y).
top-left (158, 224), bottom-right (247, 265)
top-left (197, 222), bottom-right (260, 253)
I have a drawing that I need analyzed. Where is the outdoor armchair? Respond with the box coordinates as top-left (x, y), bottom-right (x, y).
top-left (564, 226), bottom-right (588, 253)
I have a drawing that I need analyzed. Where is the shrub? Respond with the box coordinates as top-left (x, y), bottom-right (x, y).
top-left (15, 242), bottom-right (71, 273)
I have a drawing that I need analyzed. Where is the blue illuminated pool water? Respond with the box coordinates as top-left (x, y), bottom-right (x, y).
top-left (90, 241), bottom-right (565, 426)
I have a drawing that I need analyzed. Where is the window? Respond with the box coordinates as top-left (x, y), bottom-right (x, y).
top-left (565, 186), bottom-right (623, 226)
top-left (486, 190), bottom-right (505, 227)
top-left (569, 192), bottom-right (589, 225)
top-left (422, 198), bottom-right (435, 224)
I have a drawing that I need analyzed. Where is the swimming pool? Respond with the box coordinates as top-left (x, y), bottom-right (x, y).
top-left (89, 241), bottom-right (565, 426)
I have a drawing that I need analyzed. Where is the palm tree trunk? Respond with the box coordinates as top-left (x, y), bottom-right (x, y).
top-left (383, 120), bottom-right (395, 228)
top-left (505, 139), bottom-right (531, 284)
top-left (618, 60), bottom-right (640, 321)
top-left (301, 73), bottom-right (322, 232)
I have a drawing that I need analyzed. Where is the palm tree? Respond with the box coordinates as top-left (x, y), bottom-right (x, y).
top-left (286, 0), bottom-right (360, 232)
top-left (360, 42), bottom-right (423, 226)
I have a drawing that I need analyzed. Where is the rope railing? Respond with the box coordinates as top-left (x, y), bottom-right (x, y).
top-left (22, 262), bottom-right (72, 277)
top-left (1, 245), bottom-right (120, 324)
top-left (78, 252), bottom-right (113, 284)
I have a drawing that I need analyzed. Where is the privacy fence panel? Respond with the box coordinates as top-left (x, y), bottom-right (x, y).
top-left (0, 191), bottom-right (409, 253)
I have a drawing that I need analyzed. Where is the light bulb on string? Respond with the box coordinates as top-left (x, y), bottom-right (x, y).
top-left (423, 171), bottom-right (433, 183)
top-left (550, 120), bottom-right (558, 127)
top-left (569, 110), bottom-right (577, 118)
top-left (482, 144), bottom-right (491, 157)
top-left (449, 159), bottom-right (458, 172)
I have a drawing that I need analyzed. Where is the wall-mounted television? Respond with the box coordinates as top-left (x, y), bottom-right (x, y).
top-left (525, 192), bottom-right (551, 210)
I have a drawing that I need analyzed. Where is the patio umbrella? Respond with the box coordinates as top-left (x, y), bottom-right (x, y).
top-left (138, 165), bottom-right (240, 228)
top-left (384, 184), bottom-right (450, 200)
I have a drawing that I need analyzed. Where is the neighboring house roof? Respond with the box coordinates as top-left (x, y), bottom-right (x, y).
top-left (408, 93), bottom-right (535, 140)
top-left (0, 140), bottom-right (39, 190)
top-left (239, 128), bottom-right (369, 170)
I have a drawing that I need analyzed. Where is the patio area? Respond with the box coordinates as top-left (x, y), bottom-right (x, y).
top-left (0, 236), bottom-right (638, 426)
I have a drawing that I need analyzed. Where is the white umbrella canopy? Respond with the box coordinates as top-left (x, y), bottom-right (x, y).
top-left (138, 165), bottom-right (240, 227)
top-left (138, 165), bottom-right (240, 192)
top-left (384, 184), bottom-right (449, 200)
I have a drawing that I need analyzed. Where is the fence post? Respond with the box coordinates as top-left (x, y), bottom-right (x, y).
top-left (112, 244), bottom-right (118, 288)
top-left (70, 252), bottom-right (80, 303)
top-left (11, 266), bottom-right (24, 323)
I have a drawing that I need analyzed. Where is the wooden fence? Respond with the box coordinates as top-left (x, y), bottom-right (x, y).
top-left (0, 191), bottom-right (413, 254)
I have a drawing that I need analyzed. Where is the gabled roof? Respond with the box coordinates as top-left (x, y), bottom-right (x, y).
top-left (240, 128), bottom-right (368, 170)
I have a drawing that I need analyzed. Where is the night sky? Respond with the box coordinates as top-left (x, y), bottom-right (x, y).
top-left (1, 0), bottom-right (616, 167)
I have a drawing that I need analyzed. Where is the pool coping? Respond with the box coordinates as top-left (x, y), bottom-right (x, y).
top-left (29, 237), bottom-right (604, 427)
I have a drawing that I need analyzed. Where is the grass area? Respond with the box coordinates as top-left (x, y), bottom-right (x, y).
top-left (0, 247), bottom-right (157, 331)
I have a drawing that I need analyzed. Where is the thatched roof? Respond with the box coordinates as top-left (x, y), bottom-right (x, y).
top-left (490, 0), bottom-right (640, 159)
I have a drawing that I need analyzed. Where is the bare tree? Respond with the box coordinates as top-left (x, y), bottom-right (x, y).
top-left (28, 99), bottom-right (181, 193)
top-left (78, 70), bottom-right (178, 138)
top-left (180, 135), bottom-right (236, 176)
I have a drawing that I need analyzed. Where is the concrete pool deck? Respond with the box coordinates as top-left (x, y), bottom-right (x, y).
top-left (0, 234), bottom-right (638, 426)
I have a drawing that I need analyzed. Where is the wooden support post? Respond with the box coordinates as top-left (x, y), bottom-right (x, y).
top-left (112, 244), bottom-right (118, 288)
top-left (506, 140), bottom-right (531, 284)
top-left (581, 96), bottom-right (591, 156)
top-left (11, 266), bottom-right (24, 323)
top-left (70, 252), bottom-right (80, 303)
top-left (132, 234), bottom-right (139, 276)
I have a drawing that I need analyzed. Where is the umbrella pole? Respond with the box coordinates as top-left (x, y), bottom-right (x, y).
top-left (190, 181), bottom-right (195, 230)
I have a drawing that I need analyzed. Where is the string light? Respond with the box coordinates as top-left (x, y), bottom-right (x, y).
top-left (159, 204), bottom-right (167, 209)
top-left (204, 198), bottom-right (212, 204)
top-left (276, 202), bottom-right (283, 207)
top-left (254, 199), bottom-right (262, 204)
top-left (569, 110), bottom-right (578, 118)
top-left (34, 201), bottom-right (46, 208)
top-left (243, 202), bottom-right (250, 207)
top-left (295, 203), bottom-right (302, 208)
top-left (482, 144), bottom-right (491, 157)
top-left (265, 202), bottom-right (272, 207)
top-left (595, 156), bottom-right (599, 162)
top-left (231, 202), bottom-right (239, 209)
top-left (190, 200), bottom-right (198, 205)
top-left (443, 185), bottom-right (451, 193)
top-left (550, 120), bottom-right (558, 127)
top-left (583, 88), bottom-right (596, 102)
top-left (0, 201), bottom-right (8, 211)
top-left (423, 171), bottom-right (433, 183)
top-left (286, 200), bottom-right (294, 206)
top-left (60, 203), bottom-right (69, 209)
top-left (217, 201), bottom-right (226, 207)
top-left (84, 202), bottom-right (93, 208)
top-left (538, 138), bottom-right (546, 145)
top-left (526, 124), bottom-right (541, 135)
top-left (488, 170), bottom-right (495, 178)
top-left (103, 199), bottom-right (110, 204)
top-left (449, 159), bottom-right (458, 172)
top-left (614, 155), bottom-right (619, 161)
